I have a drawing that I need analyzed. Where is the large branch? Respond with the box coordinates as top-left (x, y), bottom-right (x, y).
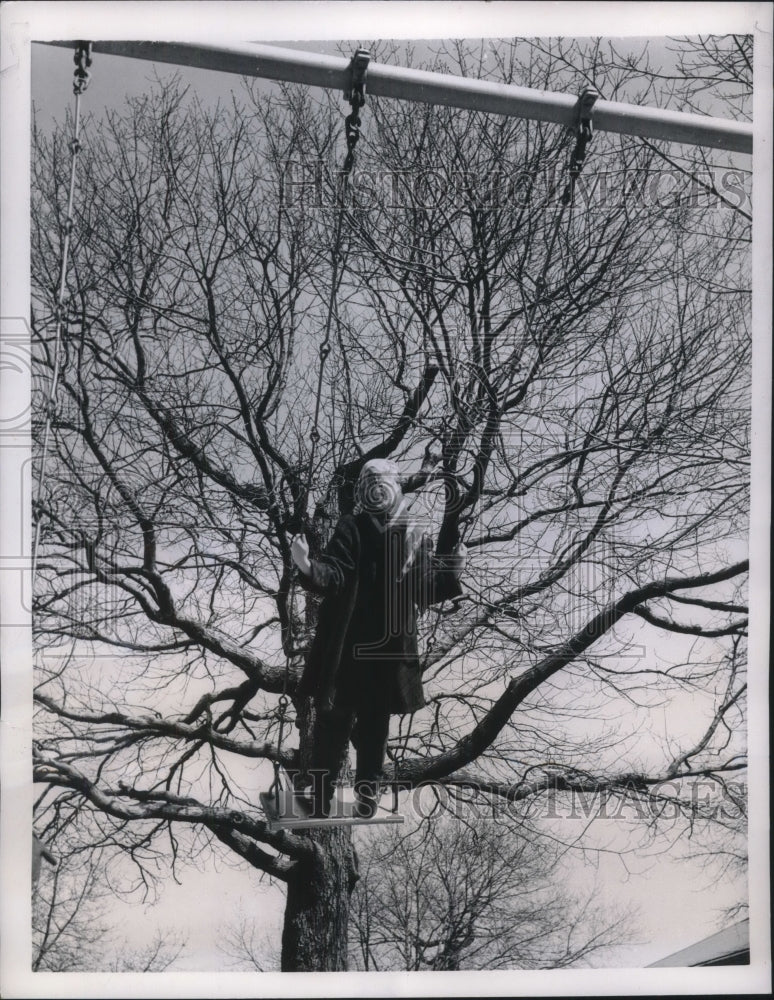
top-left (210, 824), bottom-right (294, 881)
top-left (436, 759), bottom-right (746, 810)
top-left (144, 598), bottom-right (292, 694)
top-left (44, 541), bottom-right (292, 694)
top-left (33, 756), bottom-right (312, 870)
top-left (668, 593), bottom-right (748, 614)
top-left (35, 693), bottom-right (295, 767)
top-left (399, 559), bottom-right (748, 784)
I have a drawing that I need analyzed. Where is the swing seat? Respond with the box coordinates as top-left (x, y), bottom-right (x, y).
top-left (260, 767), bottom-right (404, 831)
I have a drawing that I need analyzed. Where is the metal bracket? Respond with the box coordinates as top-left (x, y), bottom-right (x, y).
top-left (344, 48), bottom-right (370, 105)
top-left (577, 85), bottom-right (599, 130)
top-left (561, 86), bottom-right (599, 206)
top-left (73, 40), bottom-right (93, 95)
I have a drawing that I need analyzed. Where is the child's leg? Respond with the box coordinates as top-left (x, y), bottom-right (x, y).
top-left (309, 706), bottom-right (354, 817)
top-left (351, 701), bottom-right (391, 817)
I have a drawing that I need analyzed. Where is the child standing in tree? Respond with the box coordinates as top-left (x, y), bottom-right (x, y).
top-left (291, 459), bottom-right (466, 817)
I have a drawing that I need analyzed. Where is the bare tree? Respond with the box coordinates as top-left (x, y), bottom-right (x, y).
top-left (350, 818), bottom-right (631, 971)
top-left (33, 846), bottom-right (186, 972)
top-left (31, 38), bottom-right (750, 971)
top-left (109, 930), bottom-right (187, 973)
top-left (217, 911), bottom-right (281, 972)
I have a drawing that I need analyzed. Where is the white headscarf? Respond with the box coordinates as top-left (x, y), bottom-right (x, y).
top-left (355, 459), bottom-right (428, 579)
top-left (354, 459), bottom-right (402, 514)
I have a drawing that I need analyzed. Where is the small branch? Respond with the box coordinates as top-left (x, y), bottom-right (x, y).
top-left (666, 663), bottom-right (747, 779)
top-left (633, 604), bottom-right (747, 637)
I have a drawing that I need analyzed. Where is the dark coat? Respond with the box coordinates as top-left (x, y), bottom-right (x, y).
top-left (296, 510), bottom-right (463, 714)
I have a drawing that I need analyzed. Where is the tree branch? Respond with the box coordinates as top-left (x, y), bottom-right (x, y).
top-left (33, 756), bottom-right (312, 863)
top-left (35, 693), bottom-right (295, 767)
top-left (632, 603), bottom-right (747, 637)
top-left (400, 560), bottom-right (748, 783)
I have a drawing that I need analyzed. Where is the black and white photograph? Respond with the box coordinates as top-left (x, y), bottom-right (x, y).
top-left (1, 2), bottom-right (771, 996)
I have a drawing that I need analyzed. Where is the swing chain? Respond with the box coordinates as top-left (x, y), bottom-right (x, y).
top-left (561, 86), bottom-right (598, 206)
top-left (343, 49), bottom-right (370, 175)
top-left (73, 42), bottom-right (93, 95)
top-left (32, 43), bottom-right (92, 584)
top-left (523, 90), bottom-right (599, 386)
top-left (53, 299), bottom-right (69, 324)
top-left (274, 694), bottom-right (290, 762)
top-left (275, 50), bottom-right (372, 808)
top-left (305, 49), bottom-right (371, 507)
top-left (270, 688), bottom-right (291, 807)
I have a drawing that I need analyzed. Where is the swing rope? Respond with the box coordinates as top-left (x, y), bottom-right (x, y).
top-left (455, 86), bottom-right (599, 548)
top-left (525, 86), bottom-right (598, 340)
top-left (305, 50), bottom-right (369, 513)
top-left (437, 93), bottom-right (597, 557)
top-left (32, 43), bottom-right (93, 585)
top-left (271, 50), bottom-right (371, 812)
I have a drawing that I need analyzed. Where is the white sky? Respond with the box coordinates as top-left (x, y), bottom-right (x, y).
top-left (2, 2), bottom-right (771, 998)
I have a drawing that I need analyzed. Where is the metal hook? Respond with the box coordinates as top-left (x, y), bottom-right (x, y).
top-left (577, 85), bottom-right (599, 130)
top-left (561, 86), bottom-right (599, 205)
top-left (344, 48), bottom-right (370, 105)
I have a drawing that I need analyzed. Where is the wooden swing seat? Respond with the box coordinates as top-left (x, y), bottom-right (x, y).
top-left (260, 768), bottom-right (404, 831)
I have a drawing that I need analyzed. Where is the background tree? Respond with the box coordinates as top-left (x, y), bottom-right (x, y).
top-left (31, 37), bottom-right (751, 971)
top-left (32, 845), bottom-right (186, 972)
top-left (217, 911), bottom-right (281, 972)
top-left (349, 818), bottom-right (631, 971)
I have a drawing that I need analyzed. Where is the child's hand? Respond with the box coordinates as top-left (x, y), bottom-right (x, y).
top-left (291, 535), bottom-right (312, 575)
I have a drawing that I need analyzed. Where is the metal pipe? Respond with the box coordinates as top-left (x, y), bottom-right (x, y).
top-left (43, 39), bottom-right (752, 154)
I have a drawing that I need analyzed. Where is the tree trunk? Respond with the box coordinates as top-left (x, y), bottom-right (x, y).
top-left (281, 825), bottom-right (358, 971)
top-left (280, 499), bottom-right (359, 971)
top-left (281, 685), bottom-right (358, 971)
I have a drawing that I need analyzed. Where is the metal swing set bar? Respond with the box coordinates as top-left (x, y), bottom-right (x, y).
top-left (44, 39), bottom-right (752, 154)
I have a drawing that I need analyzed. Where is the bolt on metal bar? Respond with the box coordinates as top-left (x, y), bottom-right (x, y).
top-left (42, 40), bottom-right (752, 154)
